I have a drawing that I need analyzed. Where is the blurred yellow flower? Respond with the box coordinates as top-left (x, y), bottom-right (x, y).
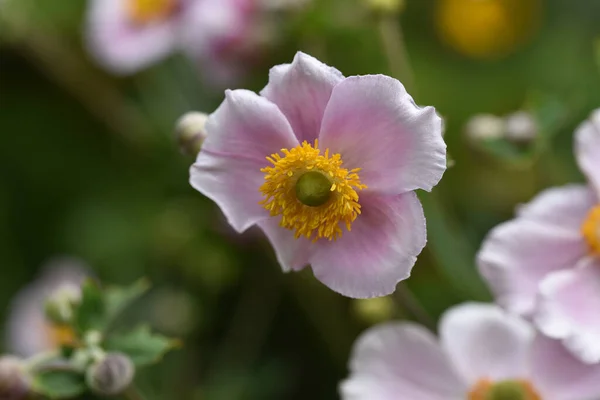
top-left (435, 0), bottom-right (540, 59)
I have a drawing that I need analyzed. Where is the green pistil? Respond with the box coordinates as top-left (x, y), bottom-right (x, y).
top-left (295, 171), bottom-right (333, 207)
top-left (487, 381), bottom-right (528, 400)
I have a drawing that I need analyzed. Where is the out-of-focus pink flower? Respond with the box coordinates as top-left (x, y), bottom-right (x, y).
top-left (341, 303), bottom-right (600, 400)
top-left (182, 0), bottom-right (266, 85)
top-left (4, 258), bottom-right (88, 357)
top-left (189, 52), bottom-right (446, 298)
top-left (85, 0), bottom-right (193, 74)
top-left (477, 108), bottom-right (600, 364)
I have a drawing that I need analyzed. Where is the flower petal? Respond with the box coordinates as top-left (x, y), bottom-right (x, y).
top-left (85, 0), bottom-right (179, 74)
top-left (439, 303), bottom-right (534, 385)
top-left (309, 192), bottom-right (426, 298)
top-left (531, 335), bottom-right (600, 400)
top-left (257, 218), bottom-right (311, 272)
top-left (575, 108), bottom-right (600, 196)
top-left (477, 185), bottom-right (593, 316)
top-left (340, 322), bottom-right (466, 400)
top-left (260, 52), bottom-right (345, 143)
top-left (318, 75), bottom-right (446, 195)
top-left (535, 257), bottom-right (600, 365)
top-left (190, 89), bottom-right (299, 232)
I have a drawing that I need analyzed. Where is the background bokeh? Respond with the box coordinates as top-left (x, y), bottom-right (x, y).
top-left (1, 0), bottom-right (599, 398)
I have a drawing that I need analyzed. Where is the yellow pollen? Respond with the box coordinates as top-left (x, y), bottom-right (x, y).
top-left (582, 205), bottom-right (600, 255)
top-left (127, 0), bottom-right (177, 25)
top-left (259, 140), bottom-right (367, 241)
top-left (468, 379), bottom-right (542, 400)
top-left (47, 323), bottom-right (77, 348)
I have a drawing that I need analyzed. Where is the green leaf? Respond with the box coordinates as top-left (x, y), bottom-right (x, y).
top-left (105, 279), bottom-right (150, 322)
top-left (104, 325), bottom-right (180, 367)
top-left (32, 369), bottom-right (86, 399)
top-left (73, 279), bottom-right (106, 334)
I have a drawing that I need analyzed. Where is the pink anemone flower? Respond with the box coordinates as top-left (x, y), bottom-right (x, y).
top-left (477, 108), bottom-right (600, 364)
top-left (85, 0), bottom-right (193, 74)
top-left (189, 52), bottom-right (446, 298)
top-left (341, 303), bottom-right (600, 400)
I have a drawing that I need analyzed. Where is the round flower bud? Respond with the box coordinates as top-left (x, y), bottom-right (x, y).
top-left (0, 356), bottom-right (30, 400)
top-left (504, 111), bottom-right (537, 143)
top-left (175, 112), bottom-right (209, 156)
top-left (464, 113), bottom-right (505, 143)
top-left (364, 0), bottom-right (406, 14)
top-left (86, 353), bottom-right (135, 396)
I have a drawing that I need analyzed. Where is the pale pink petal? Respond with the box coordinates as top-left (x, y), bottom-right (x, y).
top-left (318, 75), bottom-right (446, 195)
top-left (309, 192), bottom-right (426, 298)
top-left (575, 108), bottom-right (600, 196)
top-left (190, 89), bottom-right (299, 232)
top-left (535, 258), bottom-right (600, 365)
top-left (85, 0), bottom-right (180, 74)
top-left (439, 303), bottom-right (534, 385)
top-left (260, 52), bottom-right (344, 143)
top-left (257, 218), bottom-right (311, 272)
top-left (340, 323), bottom-right (467, 400)
top-left (531, 335), bottom-right (600, 400)
top-left (477, 185), bottom-right (593, 316)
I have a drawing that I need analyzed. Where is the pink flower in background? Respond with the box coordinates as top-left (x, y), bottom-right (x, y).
top-left (5, 258), bottom-right (87, 357)
top-left (182, 0), bottom-right (265, 85)
top-left (478, 108), bottom-right (600, 364)
top-left (341, 303), bottom-right (600, 400)
top-left (85, 0), bottom-right (192, 74)
top-left (189, 52), bottom-right (446, 298)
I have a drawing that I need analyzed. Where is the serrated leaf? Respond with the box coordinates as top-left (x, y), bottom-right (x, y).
top-left (74, 279), bottom-right (106, 334)
top-left (104, 325), bottom-right (179, 367)
top-left (33, 369), bottom-right (86, 399)
top-left (105, 279), bottom-right (150, 322)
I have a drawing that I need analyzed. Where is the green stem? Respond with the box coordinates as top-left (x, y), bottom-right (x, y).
top-left (377, 15), bottom-right (415, 93)
top-left (394, 283), bottom-right (436, 331)
top-left (125, 386), bottom-right (148, 400)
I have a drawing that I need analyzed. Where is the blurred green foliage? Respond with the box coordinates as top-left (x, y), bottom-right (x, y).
top-left (1, 0), bottom-right (599, 398)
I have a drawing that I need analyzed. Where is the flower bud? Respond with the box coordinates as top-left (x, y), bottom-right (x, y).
top-left (0, 356), bottom-right (30, 400)
top-left (86, 353), bottom-right (135, 396)
top-left (464, 114), bottom-right (505, 143)
top-left (175, 112), bottom-right (209, 156)
top-left (44, 285), bottom-right (80, 325)
top-left (364, 0), bottom-right (406, 14)
top-left (352, 297), bottom-right (396, 325)
top-left (504, 111), bottom-right (537, 143)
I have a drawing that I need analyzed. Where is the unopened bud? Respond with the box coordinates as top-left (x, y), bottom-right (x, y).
top-left (44, 285), bottom-right (80, 325)
top-left (464, 114), bottom-right (505, 142)
top-left (86, 353), bottom-right (135, 396)
top-left (175, 112), bottom-right (209, 156)
top-left (365, 0), bottom-right (406, 14)
top-left (352, 297), bottom-right (395, 325)
top-left (504, 111), bottom-right (537, 143)
top-left (0, 356), bottom-right (30, 400)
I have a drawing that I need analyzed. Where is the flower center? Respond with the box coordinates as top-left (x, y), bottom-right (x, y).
top-left (259, 140), bottom-right (366, 241)
top-left (47, 323), bottom-right (76, 348)
top-left (582, 205), bottom-right (600, 255)
top-left (468, 379), bottom-right (542, 400)
top-left (127, 0), bottom-right (177, 25)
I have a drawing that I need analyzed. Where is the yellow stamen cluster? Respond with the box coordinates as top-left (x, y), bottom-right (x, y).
top-left (582, 205), bottom-right (600, 255)
top-left (259, 140), bottom-right (367, 241)
top-left (127, 0), bottom-right (176, 25)
top-left (48, 324), bottom-right (76, 348)
top-left (468, 379), bottom-right (541, 400)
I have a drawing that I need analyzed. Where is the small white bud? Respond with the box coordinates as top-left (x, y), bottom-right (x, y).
top-left (44, 285), bottom-right (81, 325)
top-left (86, 353), bottom-right (135, 396)
top-left (464, 114), bottom-right (505, 142)
top-left (0, 356), bottom-right (30, 400)
top-left (175, 112), bottom-right (209, 156)
top-left (364, 0), bottom-right (406, 14)
top-left (504, 111), bottom-right (538, 143)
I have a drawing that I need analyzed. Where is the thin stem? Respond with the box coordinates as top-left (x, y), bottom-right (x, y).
top-left (125, 386), bottom-right (148, 400)
top-left (394, 283), bottom-right (436, 331)
top-left (377, 15), bottom-right (415, 93)
top-left (24, 350), bottom-right (61, 371)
